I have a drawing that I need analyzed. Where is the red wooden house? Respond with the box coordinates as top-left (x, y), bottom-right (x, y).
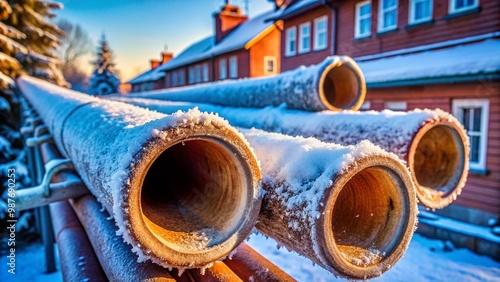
top-left (129, 2), bottom-right (282, 92)
top-left (272, 0), bottom-right (500, 257)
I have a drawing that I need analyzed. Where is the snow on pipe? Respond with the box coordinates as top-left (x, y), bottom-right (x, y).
top-left (116, 97), bottom-right (469, 210)
top-left (114, 94), bottom-right (419, 279)
top-left (127, 56), bottom-right (366, 112)
top-left (17, 76), bottom-right (263, 269)
top-left (239, 130), bottom-right (418, 279)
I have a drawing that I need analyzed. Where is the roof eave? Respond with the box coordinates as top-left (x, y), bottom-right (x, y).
top-left (367, 72), bottom-right (500, 88)
top-left (274, 2), bottom-right (324, 21)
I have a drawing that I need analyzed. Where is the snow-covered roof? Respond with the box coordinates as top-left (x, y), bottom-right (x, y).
top-left (277, 0), bottom-right (321, 20)
top-left (127, 67), bottom-right (165, 84)
top-left (155, 9), bottom-right (279, 73)
top-left (358, 39), bottom-right (500, 86)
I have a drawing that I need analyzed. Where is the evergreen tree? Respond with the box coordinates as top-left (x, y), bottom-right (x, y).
top-left (4, 0), bottom-right (67, 86)
top-left (88, 33), bottom-right (120, 95)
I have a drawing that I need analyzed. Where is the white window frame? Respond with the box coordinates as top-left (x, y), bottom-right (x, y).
top-left (202, 63), bottom-right (209, 82)
top-left (219, 58), bottom-right (227, 80)
top-left (229, 56), bottom-right (238, 78)
top-left (355, 0), bottom-right (372, 38)
top-left (384, 101), bottom-right (407, 111)
top-left (378, 0), bottom-right (398, 32)
top-left (452, 99), bottom-right (489, 171)
top-left (298, 22), bottom-right (311, 54)
top-left (409, 0), bottom-right (432, 24)
top-left (449, 0), bottom-right (478, 14)
top-left (285, 26), bottom-right (297, 57)
top-left (263, 56), bottom-right (277, 75)
top-left (313, 16), bottom-right (328, 51)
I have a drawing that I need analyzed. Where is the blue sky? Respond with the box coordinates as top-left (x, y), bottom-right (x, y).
top-left (56, 0), bottom-right (274, 81)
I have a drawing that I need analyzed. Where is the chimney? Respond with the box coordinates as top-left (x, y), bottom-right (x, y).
top-left (161, 51), bottom-right (173, 64)
top-left (214, 1), bottom-right (248, 44)
top-left (150, 59), bottom-right (161, 70)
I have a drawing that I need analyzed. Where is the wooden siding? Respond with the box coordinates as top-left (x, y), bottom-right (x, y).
top-left (281, 6), bottom-right (334, 71)
top-left (366, 83), bottom-right (500, 215)
top-left (249, 27), bottom-right (282, 77)
top-left (336, 0), bottom-right (500, 57)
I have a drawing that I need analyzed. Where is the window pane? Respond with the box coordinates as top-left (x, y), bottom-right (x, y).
top-left (385, 0), bottom-right (396, 8)
top-left (462, 108), bottom-right (470, 129)
top-left (384, 10), bottom-right (396, 27)
top-left (361, 18), bottom-right (371, 34)
top-left (360, 3), bottom-right (371, 15)
top-left (470, 136), bottom-right (480, 162)
top-left (456, 0), bottom-right (465, 9)
top-left (473, 107), bottom-right (482, 131)
top-left (318, 33), bottom-right (326, 46)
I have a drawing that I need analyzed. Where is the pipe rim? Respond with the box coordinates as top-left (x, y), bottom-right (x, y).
top-left (318, 58), bottom-right (366, 112)
top-left (126, 126), bottom-right (262, 268)
top-left (407, 119), bottom-right (469, 209)
top-left (319, 156), bottom-right (417, 279)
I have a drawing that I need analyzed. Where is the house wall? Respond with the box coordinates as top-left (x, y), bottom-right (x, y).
top-left (281, 6), bottom-right (334, 71)
top-left (336, 0), bottom-right (500, 57)
top-left (364, 82), bottom-right (500, 216)
top-left (213, 50), bottom-right (250, 81)
top-left (249, 27), bottom-right (282, 77)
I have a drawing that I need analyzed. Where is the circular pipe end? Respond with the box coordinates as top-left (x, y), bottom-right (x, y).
top-left (320, 156), bottom-right (417, 279)
top-left (318, 58), bottom-right (366, 111)
top-left (127, 126), bottom-right (262, 268)
top-left (408, 120), bottom-right (469, 209)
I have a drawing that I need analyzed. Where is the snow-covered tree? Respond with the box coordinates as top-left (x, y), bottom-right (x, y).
top-left (88, 33), bottom-right (120, 95)
top-left (4, 0), bottom-right (67, 87)
top-left (0, 0), bottom-right (64, 234)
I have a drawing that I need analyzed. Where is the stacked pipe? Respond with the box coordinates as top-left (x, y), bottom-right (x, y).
top-left (115, 97), bottom-right (470, 209)
top-left (17, 76), bottom-right (263, 270)
top-left (15, 54), bottom-right (469, 280)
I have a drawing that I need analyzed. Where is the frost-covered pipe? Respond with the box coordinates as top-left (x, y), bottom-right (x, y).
top-left (116, 97), bottom-right (469, 209)
top-left (127, 56), bottom-right (366, 112)
top-left (241, 130), bottom-right (417, 279)
top-left (17, 76), bottom-right (263, 269)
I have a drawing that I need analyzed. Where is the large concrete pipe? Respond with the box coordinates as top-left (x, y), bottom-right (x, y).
top-left (17, 76), bottom-right (262, 269)
top-left (127, 56), bottom-right (366, 112)
top-left (116, 97), bottom-right (469, 210)
top-left (106, 94), bottom-right (418, 279)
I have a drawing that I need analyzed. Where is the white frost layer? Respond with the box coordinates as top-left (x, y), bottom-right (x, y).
top-left (17, 76), bottom-right (257, 267)
top-left (241, 129), bottom-right (399, 225)
top-left (112, 97), bottom-right (459, 159)
top-left (129, 56), bottom-right (354, 111)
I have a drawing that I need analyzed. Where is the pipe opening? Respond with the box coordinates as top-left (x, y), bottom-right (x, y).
top-left (331, 166), bottom-right (406, 268)
top-left (140, 138), bottom-right (249, 253)
top-left (413, 125), bottom-right (464, 192)
top-left (321, 64), bottom-right (362, 110)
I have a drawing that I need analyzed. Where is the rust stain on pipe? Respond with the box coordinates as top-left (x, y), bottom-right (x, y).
top-left (224, 243), bottom-right (296, 282)
top-left (50, 201), bottom-right (107, 282)
top-left (70, 195), bottom-right (176, 281)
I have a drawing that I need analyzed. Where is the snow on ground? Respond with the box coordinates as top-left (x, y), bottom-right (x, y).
top-left (246, 233), bottom-right (500, 282)
top-left (1, 234), bottom-right (499, 281)
top-left (0, 241), bottom-right (62, 282)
